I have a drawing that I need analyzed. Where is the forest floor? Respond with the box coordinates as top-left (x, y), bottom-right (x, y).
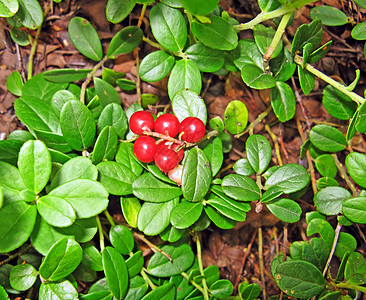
top-left (0, 0), bottom-right (366, 298)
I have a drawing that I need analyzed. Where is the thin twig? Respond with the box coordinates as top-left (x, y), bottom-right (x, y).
top-left (0, 244), bottom-right (32, 266)
top-left (258, 227), bottom-right (267, 300)
top-left (181, 272), bottom-right (206, 294)
top-left (235, 106), bottom-right (272, 138)
top-left (265, 124), bottom-right (283, 166)
top-left (133, 233), bottom-right (172, 262)
top-left (195, 232), bottom-right (209, 300)
top-left (332, 153), bottom-right (358, 196)
top-left (323, 223), bottom-right (342, 277)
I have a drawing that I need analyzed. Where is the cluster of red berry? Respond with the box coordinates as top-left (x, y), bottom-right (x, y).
top-left (129, 111), bottom-right (205, 173)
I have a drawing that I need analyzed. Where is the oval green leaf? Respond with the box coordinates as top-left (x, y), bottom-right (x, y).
top-left (92, 126), bottom-right (118, 164)
top-left (270, 81), bottom-right (296, 122)
top-left (94, 77), bottom-right (121, 108)
top-left (266, 198), bottom-right (302, 223)
top-left (9, 264), bottom-right (37, 291)
top-left (172, 89), bottom-right (207, 124)
top-left (106, 0), bottom-right (136, 23)
top-left (139, 50), bottom-right (175, 82)
top-left (241, 64), bottom-right (276, 90)
top-left (109, 225), bottom-right (134, 255)
top-left (224, 100), bottom-right (248, 135)
top-left (310, 6), bottom-right (348, 26)
top-left (345, 152), bottom-right (366, 188)
top-left (343, 196), bottom-right (366, 224)
top-left (309, 124), bottom-right (347, 153)
top-left (107, 26), bottom-right (143, 58)
top-left (246, 134), bottom-right (271, 173)
top-left (170, 201), bottom-right (203, 229)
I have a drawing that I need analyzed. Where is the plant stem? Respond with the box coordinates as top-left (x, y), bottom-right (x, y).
top-left (336, 281), bottom-right (366, 293)
top-left (133, 232), bottom-right (172, 261)
top-left (181, 272), bottom-right (206, 294)
top-left (137, 3), bottom-right (147, 28)
top-left (104, 210), bottom-right (116, 226)
top-left (195, 233), bottom-right (209, 300)
top-left (96, 215), bottom-right (105, 252)
top-left (323, 222), bottom-right (342, 277)
top-left (142, 36), bottom-right (186, 59)
top-left (294, 55), bottom-right (365, 105)
top-left (258, 227), bottom-right (267, 300)
top-left (141, 268), bottom-right (157, 290)
top-left (0, 244), bottom-right (32, 266)
top-left (331, 153), bottom-right (357, 196)
top-left (265, 124), bottom-right (283, 166)
top-left (233, 0), bottom-right (317, 31)
top-left (235, 106), bottom-right (272, 138)
top-left (80, 55), bottom-right (109, 104)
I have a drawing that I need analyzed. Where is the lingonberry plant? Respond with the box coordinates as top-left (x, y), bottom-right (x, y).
top-left (0, 0), bottom-right (366, 299)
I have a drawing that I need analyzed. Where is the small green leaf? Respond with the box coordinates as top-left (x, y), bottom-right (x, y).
top-left (309, 125), bottom-right (347, 152)
top-left (92, 126), bottom-right (118, 164)
top-left (126, 251), bottom-right (144, 278)
top-left (43, 68), bottom-right (91, 83)
top-left (0, 0), bottom-right (18, 17)
top-left (233, 158), bottom-right (255, 176)
top-left (180, 0), bottom-right (219, 15)
top-left (81, 243), bottom-right (103, 271)
top-left (9, 264), bottom-right (37, 291)
top-left (209, 279), bottom-right (233, 299)
top-left (139, 51), bottom-right (175, 82)
top-left (170, 201), bottom-right (203, 229)
top-left (203, 137), bottom-right (223, 177)
top-left (298, 66), bottom-right (315, 95)
top-left (106, 0), bottom-right (136, 23)
top-left (307, 218), bottom-right (335, 248)
top-left (121, 196), bottom-right (141, 228)
top-left (0, 139), bottom-right (23, 166)
top-left (185, 43), bottom-right (224, 72)
top-left (291, 20), bottom-right (323, 55)
top-left (221, 174), bottom-right (260, 201)
top-left (270, 81), bottom-right (296, 122)
top-left (141, 283), bottom-right (176, 300)
top-left (241, 64), bottom-right (276, 90)
top-left (266, 198), bottom-right (302, 223)
top-left (6, 71), bottom-right (23, 96)
top-left (253, 24), bottom-right (282, 58)
top-left (310, 6), bottom-right (348, 26)
top-left (343, 196), bottom-right (366, 224)
top-left (94, 77), bottom-right (121, 108)
top-left (335, 232), bottom-right (357, 259)
top-left (124, 276), bottom-right (148, 300)
top-left (209, 116), bottom-right (225, 132)
top-left (224, 100), bottom-right (248, 135)
top-left (98, 103), bottom-right (128, 140)
top-left (344, 252), bottom-right (366, 285)
top-left (39, 280), bottom-right (78, 300)
top-left (51, 90), bottom-right (78, 117)
top-left (246, 134), bottom-right (271, 173)
top-left (345, 152), bottom-right (366, 188)
top-left (352, 22), bottom-right (366, 40)
top-left (172, 90), bottom-right (207, 124)
top-left (322, 85), bottom-right (356, 120)
top-left (109, 225), bottom-right (134, 255)
top-left (15, 0), bottom-right (43, 29)
top-left (315, 154), bottom-right (337, 178)
top-left (207, 197), bottom-right (246, 222)
top-left (107, 26), bottom-right (143, 58)
top-left (204, 205), bottom-right (236, 229)
top-left (233, 39), bottom-right (263, 70)
top-left (115, 143), bottom-right (143, 176)
top-left (271, 49), bottom-right (296, 81)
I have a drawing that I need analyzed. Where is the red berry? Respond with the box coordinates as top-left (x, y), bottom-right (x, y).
top-left (154, 146), bottom-right (180, 173)
top-left (133, 136), bottom-right (157, 163)
top-left (154, 113), bottom-right (180, 137)
top-left (179, 117), bottom-right (205, 143)
top-left (129, 111), bottom-right (154, 135)
top-left (157, 141), bottom-right (184, 162)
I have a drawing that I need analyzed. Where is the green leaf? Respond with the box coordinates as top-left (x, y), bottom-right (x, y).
top-left (92, 126), bottom-right (118, 164)
top-left (253, 24), bottom-right (282, 58)
top-left (121, 196), bottom-right (141, 228)
top-left (309, 124), bottom-right (347, 152)
top-left (138, 199), bottom-right (178, 235)
top-left (246, 134), bottom-right (271, 173)
top-left (124, 276), bottom-right (148, 300)
top-left (241, 64), bottom-right (276, 89)
top-left (43, 68), bottom-right (91, 83)
top-left (298, 66), bottom-right (315, 95)
top-left (9, 264), bottom-right (37, 291)
top-left (185, 43), bottom-right (224, 72)
top-left (343, 196), bottom-right (366, 224)
top-left (8, 130), bottom-right (34, 142)
top-left (204, 205), bottom-right (236, 229)
top-left (180, 0), bottom-right (218, 15)
top-left (209, 279), bottom-right (233, 299)
top-left (49, 179), bottom-right (109, 219)
top-left (265, 163), bottom-right (310, 194)
top-left (150, 3), bottom-right (187, 52)
top-left (308, 40), bottom-right (333, 63)
top-left (60, 100), bottom-right (96, 151)
top-left (310, 6), bottom-right (348, 26)
top-left (81, 243), bottom-right (103, 271)
top-left (355, 101), bottom-right (366, 133)
top-left (203, 137), bottom-right (223, 177)
top-left (133, 173), bottom-right (182, 202)
top-left (14, 0), bottom-right (43, 29)
top-left (39, 280), bottom-right (78, 300)
top-left (291, 20), bottom-right (323, 55)
top-left (306, 218), bottom-right (335, 248)
top-left (209, 116), bottom-right (225, 132)
top-left (0, 139), bottom-right (23, 166)
top-left (233, 39), bottom-right (263, 70)
top-left (6, 71), bottom-right (23, 96)
top-left (191, 15), bottom-right (238, 51)
top-left (224, 100), bottom-right (248, 135)
top-left (160, 225), bottom-right (186, 243)
top-left (139, 50), bottom-right (175, 82)
top-left (270, 81), bottom-right (296, 122)
top-left (109, 225), bottom-right (134, 255)
top-left (141, 283), bottom-right (176, 300)
top-left (94, 77), bottom-right (121, 108)
top-left (115, 143), bottom-right (143, 176)
top-left (60, 218), bottom-right (98, 244)
top-left (107, 26), bottom-right (143, 58)
top-left (51, 90), bottom-right (78, 117)
top-left (126, 251), bottom-right (144, 278)
top-left (239, 282), bottom-right (261, 300)
top-left (344, 252), bottom-right (366, 285)
top-left (182, 147), bottom-right (212, 202)
top-left (170, 201), bottom-right (203, 229)
top-left (352, 22), bottom-right (366, 40)
top-left (102, 247), bottom-right (129, 299)
top-left (315, 154), bottom-right (337, 178)
top-left (68, 17), bottom-right (102, 61)
top-left (98, 103), bottom-right (128, 139)
top-left (106, 0), bottom-right (136, 23)
top-left (266, 198), bottom-right (302, 223)
top-left (257, 0), bottom-right (281, 12)
top-left (345, 152), bottom-right (366, 188)
top-left (221, 174), bottom-right (260, 201)
top-left (322, 85), bottom-right (356, 120)
top-left (37, 195), bottom-right (76, 227)
top-left (0, 0), bottom-right (18, 17)
top-left (147, 243), bottom-right (194, 277)
top-left (211, 185), bottom-right (251, 212)
top-left (207, 197), bottom-right (246, 222)
top-left (275, 260), bottom-right (326, 298)
top-left (172, 90), bottom-right (207, 124)
top-left (39, 238), bottom-right (83, 281)
top-left (168, 59), bottom-right (202, 100)
top-left (18, 140), bottom-right (51, 193)
top-left (335, 232), bottom-right (357, 259)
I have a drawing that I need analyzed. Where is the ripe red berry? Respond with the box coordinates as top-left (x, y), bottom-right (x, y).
top-left (133, 136), bottom-right (157, 163)
top-left (154, 113), bottom-right (180, 137)
top-left (154, 146), bottom-right (180, 173)
top-left (179, 117), bottom-right (205, 143)
top-left (157, 141), bottom-right (184, 162)
top-left (129, 111), bottom-right (154, 135)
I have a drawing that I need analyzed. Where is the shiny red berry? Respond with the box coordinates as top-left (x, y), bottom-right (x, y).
top-left (154, 146), bottom-right (180, 173)
top-left (156, 141), bottom-right (184, 162)
top-left (129, 111), bottom-right (154, 135)
top-left (133, 136), bottom-right (157, 163)
top-left (154, 113), bottom-right (180, 137)
top-left (179, 117), bottom-right (205, 143)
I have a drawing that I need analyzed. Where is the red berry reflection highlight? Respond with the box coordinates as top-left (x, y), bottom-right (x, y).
top-left (129, 111), bottom-right (154, 135)
top-left (154, 113), bottom-right (180, 137)
top-left (133, 136), bottom-right (157, 163)
top-left (179, 117), bottom-right (205, 142)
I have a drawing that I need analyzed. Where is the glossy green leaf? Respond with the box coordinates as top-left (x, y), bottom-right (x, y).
top-left (271, 49), bottom-right (296, 81)
top-left (139, 50), bottom-right (175, 82)
top-left (345, 152), bottom-right (366, 188)
top-left (122, 275), bottom-right (148, 300)
top-left (94, 77), bottom-right (121, 108)
top-left (344, 252), bottom-right (366, 285)
top-left (209, 279), bottom-right (233, 299)
top-left (315, 154), bottom-right (337, 178)
top-left (18, 140), bottom-right (51, 193)
top-left (126, 251), bottom-right (144, 278)
top-left (239, 282), bottom-right (261, 300)
top-left (50, 156), bottom-right (97, 190)
top-left (209, 116), bottom-right (225, 132)
top-left (0, 139), bottom-right (23, 166)
top-left (170, 201), bottom-right (203, 229)
top-left (106, 0), bottom-right (136, 23)
top-left (49, 179), bottom-right (109, 218)
top-left (191, 15), bottom-right (238, 51)
top-left (310, 6), bottom-right (348, 26)
top-left (116, 78), bottom-right (136, 91)
top-left (6, 71), bottom-right (23, 96)
top-left (211, 185), bottom-right (251, 212)
top-left (185, 43), bottom-right (224, 72)
top-left (37, 195), bottom-right (76, 227)
top-left (109, 225), bottom-right (134, 255)
top-left (121, 197), bottom-right (141, 228)
top-left (14, 0), bottom-right (43, 29)
top-left (60, 217), bottom-right (98, 244)
top-left (291, 20), bottom-right (323, 55)
top-left (241, 64), bottom-right (276, 89)
top-left (141, 283), bottom-right (176, 300)
top-left (270, 81), bottom-right (296, 122)
top-left (147, 243), bottom-right (194, 277)
top-left (343, 196), bottom-right (366, 223)
top-left (160, 225), bottom-right (186, 243)
top-left (246, 134), bottom-right (271, 173)
top-left (208, 197), bottom-right (246, 222)
top-left (60, 100), bottom-right (96, 151)
top-left (102, 247), bottom-right (129, 300)
top-left (308, 40), bottom-right (333, 63)
top-left (203, 137), bottom-right (223, 177)
top-left (7, 130), bottom-right (34, 142)
top-left (306, 218), bottom-right (335, 248)
top-left (172, 90), bottom-right (207, 124)
top-left (335, 232), bottom-right (357, 259)
top-left (92, 126), bottom-right (118, 164)
top-left (224, 100), bottom-right (248, 135)
top-left (233, 39), bottom-right (263, 70)
top-left (182, 147), bottom-right (212, 202)
top-left (9, 263), bottom-right (37, 291)
top-left (39, 280), bottom-right (78, 300)
top-left (356, 101), bottom-right (366, 133)
top-left (43, 68), bottom-right (91, 83)
top-left (253, 24), bottom-right (282, 58)
top-left (150, 3), bottom-right (187, 52)
top-left (39, 238), bottom-right (83, 281)
top-left (309, 124), bottom-right (347, 152)
top-left (51, 90), bottom-right (78, 117)
top-left (298, 66), bottom-right (315, 95)
top-left (168, 59), bottom-right (202, 99)
top-left (221, 174), bottom-right (260, 201)
top-left (180, 0), bottom-right (218, 15)
top-left (138, 199), bottom-right (178, 235)
top-left (81, 243), bottom-right (103, 271)
top-left (68, 17), bottom-right (102, 61)
top-left (9, 26), bottom-right (28, 46)
top-left (102, 68), bottom-right (125, 86)
top-left (275, 260), bottom-right (326, 298)
top-left (116, 143), bottom-right (143, 176)
top-left (265, 163), bottom-right (310, 193)
top-left (317, 177), bottom-right (339, 189)
top-left (107, 26), bottom-right (143, 58)
top-left (266, 198), bottom-right (302, 223)
top-left (0, 0), bottom-right (18, 17)
top-left (204, 205), bottom-right (236, 229)
top-left (98, 103), bottom-right (128, 139)
top-left (352, 22), bottom-right (366, 40)
top-left (322, 85), bottom-right (356, 120)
